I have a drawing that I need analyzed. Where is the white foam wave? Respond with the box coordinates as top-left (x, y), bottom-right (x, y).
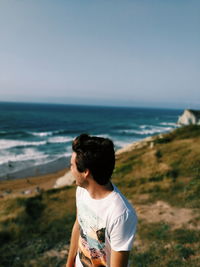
top-left (65, 152), bottom-right (72, 158)
top-left (140, 126), bottom-right (173, 135)
top-left (31, 131), bottom-right (54, 137)
top-left (160, 122), bottom-right (177, 126)
top-left (140, 125), bottom-right (149, 129)
top-left (0, 139), bottom-right (46, 150)
top-left (0, 148), bottom-right (48, 165)
top-left (119, 126), bottom-right (174, 135)
top-left (114, 139), bottom-right (137, 149)
top-left (96, 134), bottom-right (111, 139)
top-left (47, 136), bottom-right (73, 144)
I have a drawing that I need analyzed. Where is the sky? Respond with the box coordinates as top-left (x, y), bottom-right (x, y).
top-left (0, 0), bottom-right (199, 109)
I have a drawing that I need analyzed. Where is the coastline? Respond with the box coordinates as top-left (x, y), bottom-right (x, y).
top-left (0, 156), bottom-right (70, 181)
top-left (0, 132), bottom-right (167, 196)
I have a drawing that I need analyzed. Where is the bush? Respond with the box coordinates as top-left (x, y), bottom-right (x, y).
top-left (0, 230), bottom-right (12, 244)
top-left (173, 229), bottom-right (200, 244)
top-left (25, 196), bottom-right (45, 220)
top-left (175, 244), bottom-right (195, 259)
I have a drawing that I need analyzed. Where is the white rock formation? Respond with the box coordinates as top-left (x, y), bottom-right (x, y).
top-left (178, 109), bottom-right (200, 125)
top-left (54, 171), bottom-right (75, 188)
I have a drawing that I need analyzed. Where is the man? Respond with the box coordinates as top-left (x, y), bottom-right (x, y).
top-left (66, 134), bottom-right (137, 267)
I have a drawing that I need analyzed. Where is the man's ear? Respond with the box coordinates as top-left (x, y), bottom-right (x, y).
top-left (84, 168), bottom-right (90, 178)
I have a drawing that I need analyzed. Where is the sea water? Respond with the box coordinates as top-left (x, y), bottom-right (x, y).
top-left (0, 102), bottom-right (182, 179)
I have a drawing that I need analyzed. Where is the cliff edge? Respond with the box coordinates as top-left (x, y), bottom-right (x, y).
top-left (178, 109), bottom-right (200, 125)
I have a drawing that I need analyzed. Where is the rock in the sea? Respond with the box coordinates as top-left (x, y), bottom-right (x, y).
top-left (178, 109), bottom-right (200, 125)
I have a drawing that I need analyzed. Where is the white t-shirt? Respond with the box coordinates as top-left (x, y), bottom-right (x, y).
top-left (75, 184), bottom-right (137, 267)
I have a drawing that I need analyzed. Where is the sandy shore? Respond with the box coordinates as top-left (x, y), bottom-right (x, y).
top-left (0, 156), bottom-right (69, 181)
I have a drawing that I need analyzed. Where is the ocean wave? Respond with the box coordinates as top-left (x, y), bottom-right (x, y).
top-left (0, 130), bottom-right (55, 138)
top-left (96, 134), bottom-right (111, 139)
top-left (0, 130), bottom-right (76, 139)
top-left (160, 122), bottom-right (177, 126)
top-left (65, 152), bottom-right (72, 158)
top-left (0, 139), bottom-right (46, 150)
top-left (47, 136), bottom-right (73, 144)
top-left (114, 139), bottom-right (138, 149)
top-left (31, 131), bottom-right (54, 137)
top-left (30, 129), bottom-right (77, 137)
top-left (140, 125), bottom-right (149, 129)
top-left (0, 132), bottom-right (8, 138)
top-left (118, 125), bottom-right (174, 136)
top-left (0, 130), bottom-right (32, 138)
top-left (0, 135), bottom-right (74, 150)
top-left (0, 148), bottom-right (48, 165)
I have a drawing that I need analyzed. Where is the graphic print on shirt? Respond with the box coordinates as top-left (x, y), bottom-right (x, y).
top-left (78, 202), bottom-right (107, 267)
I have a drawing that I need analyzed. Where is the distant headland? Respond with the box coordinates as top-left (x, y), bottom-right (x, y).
top-left (178, 109), bottom-right (200, 125)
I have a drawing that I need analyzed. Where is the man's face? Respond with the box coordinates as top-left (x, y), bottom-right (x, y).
top-left (70, 152), bottom-right (86, 187)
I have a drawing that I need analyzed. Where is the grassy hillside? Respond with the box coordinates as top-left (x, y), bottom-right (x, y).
top-left (113, 125), bottom-right (200, 266)
top-left (0, 125), bottom-right (200, 266)
top-left (114, 125), bottom-right (200, 209)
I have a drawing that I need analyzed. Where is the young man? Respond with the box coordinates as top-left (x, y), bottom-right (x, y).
top-left (66, 134), bottom-right (137, 267)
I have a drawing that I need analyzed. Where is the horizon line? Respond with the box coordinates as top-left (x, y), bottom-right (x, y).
top-left (0, 100), bottom-right (185, 111)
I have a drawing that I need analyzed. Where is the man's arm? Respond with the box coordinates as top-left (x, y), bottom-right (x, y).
top-left (110, 250), bottom-right (130, 267)
top-left (66, 217), bottom-right (80, 267)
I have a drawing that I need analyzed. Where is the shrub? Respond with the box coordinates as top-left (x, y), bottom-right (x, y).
top-left (173, 229), bottom-right (200, 244)
top-left (175, 244), bottom-right (195, 259)
top-left (0, 230), bottom-right (12, 244)
top-left (25, 196), bottom-right (45, 220)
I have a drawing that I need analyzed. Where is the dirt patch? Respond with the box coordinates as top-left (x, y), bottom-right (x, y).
top-left (28, 245), bottom-right (69, 266)
top-left (135, 200), bottom-right (199, 230)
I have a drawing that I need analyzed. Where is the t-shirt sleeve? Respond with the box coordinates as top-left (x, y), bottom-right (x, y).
top-left (110, 210), bottom-right (137, 251)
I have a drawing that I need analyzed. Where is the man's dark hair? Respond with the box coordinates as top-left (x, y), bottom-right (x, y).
top-left (72, 134), bottom-right (115, 185)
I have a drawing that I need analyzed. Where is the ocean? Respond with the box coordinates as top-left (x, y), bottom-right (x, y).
top-left (0, 102), bottom-right (182, 180)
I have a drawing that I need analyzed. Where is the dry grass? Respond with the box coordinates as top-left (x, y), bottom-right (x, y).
top-left (0, 168), bottom-right (68, 196)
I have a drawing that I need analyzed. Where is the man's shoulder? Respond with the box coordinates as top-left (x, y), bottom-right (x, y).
top-left (109, 184), bottom-right (137, 220)
top-left (76, 186), bottom-right (86, 199)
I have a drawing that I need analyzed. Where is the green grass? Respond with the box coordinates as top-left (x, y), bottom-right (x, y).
top-left (130, 221), bottom-right (200, 267)
top-left (0, 186), bottom-right (76, 267)
top-left (130, 244), bottom-right (198, 267)
top-left (154, 125), bottom-right (200, 143)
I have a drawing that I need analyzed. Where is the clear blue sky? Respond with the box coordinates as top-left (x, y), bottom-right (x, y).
top-left (0, 0), bottom-right (199, 109)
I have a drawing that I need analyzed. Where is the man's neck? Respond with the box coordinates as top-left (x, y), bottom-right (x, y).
top-left (86, 181), bottom-right (114, 200)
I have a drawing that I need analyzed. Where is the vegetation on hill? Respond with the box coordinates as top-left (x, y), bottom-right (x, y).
top-left (113, 125), bottom-right (200, 266)
top-left (0, 187), bottom-right (76, 267)
top-left (0, 125), bottom-right (200, 266)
